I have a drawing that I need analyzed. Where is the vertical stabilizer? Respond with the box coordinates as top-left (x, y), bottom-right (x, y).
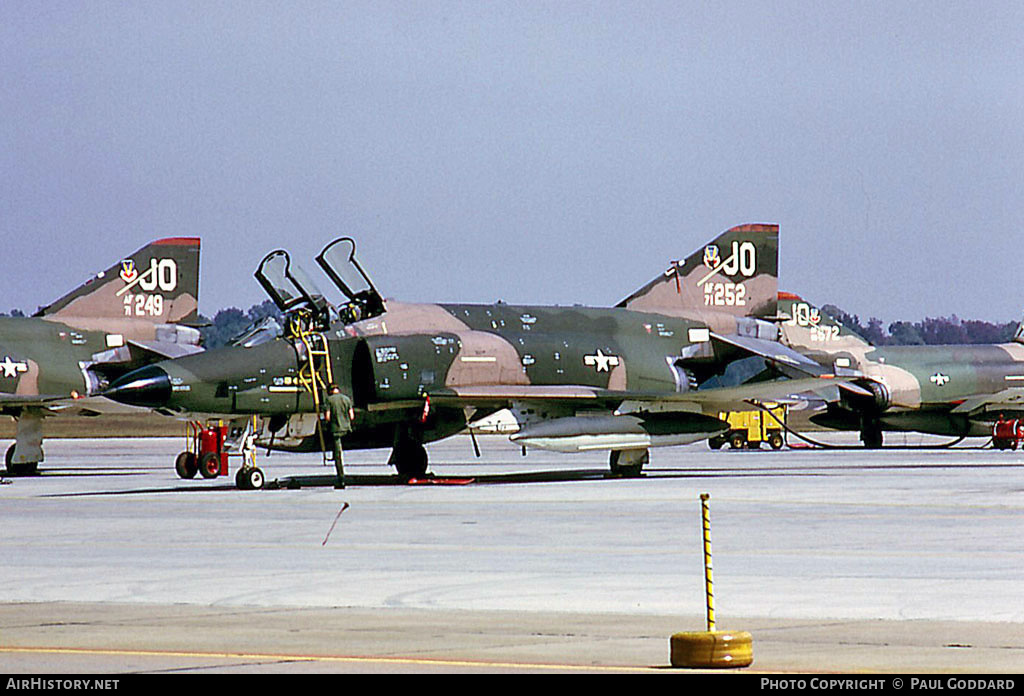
top-left (1014, 313), bottom-right (1024, 344)
top-left (777, 292), bottom-right (872, 355)
top-left (616, 223), bottom-right (778, 319)
top-left (35, 238), bottom-right (200, 325)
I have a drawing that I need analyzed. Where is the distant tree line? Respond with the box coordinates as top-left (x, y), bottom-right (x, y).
top-left (2, 301), bottom-right (1020, 348)
top-left (197, 300), bottom-right (1019, 348)
top-left (0, 301), bottom-right (283, 347)
top-left (197, 300), bottom-right (283, 349)
top-left (822, 304), bottom-right (1019, 346)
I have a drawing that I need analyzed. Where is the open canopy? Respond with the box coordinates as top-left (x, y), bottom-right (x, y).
top-left (254, 249), bottom-right (329, 317)
top-left (316, 237), bottom-right (386, 321)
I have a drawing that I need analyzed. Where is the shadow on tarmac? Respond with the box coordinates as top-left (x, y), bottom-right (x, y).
top-left (30, 457), bottom-right (1024, 498)
top-left (36, 466), bottom-right (837, 497)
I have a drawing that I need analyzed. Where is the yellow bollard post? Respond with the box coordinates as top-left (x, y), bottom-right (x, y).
top-left (700, 492), bottom-right (715, 632)
top-left (669, 493), bottom-right (753, 668)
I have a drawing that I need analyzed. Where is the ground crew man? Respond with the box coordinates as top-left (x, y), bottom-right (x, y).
top-left (326, 385), bottom-right (354, 488)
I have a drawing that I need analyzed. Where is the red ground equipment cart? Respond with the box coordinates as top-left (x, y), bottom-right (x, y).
top-left (992, 416), bottom-right (1024, 450)
top-left (175, 421), bottom-right (229, 479)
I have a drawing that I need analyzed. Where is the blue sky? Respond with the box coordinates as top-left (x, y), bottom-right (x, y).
top-left (2, 1), bottom-right (1022, 323)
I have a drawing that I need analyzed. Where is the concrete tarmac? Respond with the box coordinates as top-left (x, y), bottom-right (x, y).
top-left (1, 433), bottom-right (1023, 674)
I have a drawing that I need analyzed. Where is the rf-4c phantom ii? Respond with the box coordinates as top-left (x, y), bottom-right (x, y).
top-left (105, 224), bottom-right (858, 489)
top-left (779, 293), bottom-right (1024, 447)
top-left (1, 238), bottom-right (201, 474)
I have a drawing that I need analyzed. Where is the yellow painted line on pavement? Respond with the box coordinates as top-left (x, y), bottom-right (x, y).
top-left (0, 645), bottom-right (650, 673)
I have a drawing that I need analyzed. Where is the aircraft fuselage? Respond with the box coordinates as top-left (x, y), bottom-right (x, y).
top-left (107, 300), bottom-right (772, 451)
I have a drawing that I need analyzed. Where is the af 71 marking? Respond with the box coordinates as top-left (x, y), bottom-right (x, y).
top-left (698, 240), bottom-right (757, 307)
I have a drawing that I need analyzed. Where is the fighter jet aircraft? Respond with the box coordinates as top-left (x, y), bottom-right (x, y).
top-left (1, 238), bottom-right (202, 473)
top-left (778, 292), bottom-right (1024, 446)
top-left (105, 224), bottom-right (849, 488)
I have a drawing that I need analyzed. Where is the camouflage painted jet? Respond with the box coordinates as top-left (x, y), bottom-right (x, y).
top-left (105, 225), bottom-right (847, 488)
top-left (778, 292), bottom-right (1024, 446)
top-left (1, 238), bottom-right (202, 474)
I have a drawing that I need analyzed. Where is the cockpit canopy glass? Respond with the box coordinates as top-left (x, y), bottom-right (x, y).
top-left (254, 250), bottom-right (328, 316)
top-left (229, 315), bottom-right (284, 348)
top-left (316, 237), bottom-right (386, 320)
top-left (317, 239), bottom-right (370, 297)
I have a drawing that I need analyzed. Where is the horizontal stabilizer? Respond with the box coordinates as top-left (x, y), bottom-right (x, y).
top-left (127, 339), bottom-right (204, 361)
top-left (709, 331), bottom-right (827, 376)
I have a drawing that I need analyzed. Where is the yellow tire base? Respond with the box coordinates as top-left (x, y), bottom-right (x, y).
top-left (670, 630), bottom-right (753, 668)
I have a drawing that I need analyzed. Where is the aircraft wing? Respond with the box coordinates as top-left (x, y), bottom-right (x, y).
top-left (423, 377), bottom-right (855, 454)
top-left (0, 393), bottom-right (87, 417)
top-left (426, 376), bottom-right (859, 412)
top-left (950, 388), bottom-right (1024, 415)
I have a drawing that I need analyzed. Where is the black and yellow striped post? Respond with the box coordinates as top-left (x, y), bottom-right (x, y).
top-left (700, 492), bottom-right (716, 631)
top-left (670, 493), bottom-right (753, 668)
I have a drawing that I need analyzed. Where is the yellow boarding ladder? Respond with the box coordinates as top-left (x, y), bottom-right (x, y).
top-left (292, 320), bottom-right (334, 463)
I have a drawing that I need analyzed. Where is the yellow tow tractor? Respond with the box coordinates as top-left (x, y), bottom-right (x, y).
top-left (708, 404), bottom-right (787, 450)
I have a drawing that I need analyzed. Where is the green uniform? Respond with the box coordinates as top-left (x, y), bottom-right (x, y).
top-left (327, 389), bottom-right (354, 487)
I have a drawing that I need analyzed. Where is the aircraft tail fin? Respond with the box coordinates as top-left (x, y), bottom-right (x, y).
top-left (1014, 313), bottom-right (1024, 344)
top-left (777, 292), bottom-right (872, 353)
top-left (616, 223), bottom-right (778, 319)
top-left (35, 238), bottom-right (201, 325)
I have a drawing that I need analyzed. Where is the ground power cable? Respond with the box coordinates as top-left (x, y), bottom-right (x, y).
top-left (742, 400), bottom-right (986, 450)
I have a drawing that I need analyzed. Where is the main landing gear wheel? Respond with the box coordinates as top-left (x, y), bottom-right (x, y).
top-left (175, 451), bottom-right (198, 479)
top-left (609, 449), bottom-right (648, 478)
top-left (390, 433), bottom-right (428, 479)
top-left (4, 444), bottom-right (39, 476)
top-left (860, 415), bottom-right (883, 449)
top-left (198, 452), bottom-right (220, 479)
top-left (235, 467), bottom-right (265, 490)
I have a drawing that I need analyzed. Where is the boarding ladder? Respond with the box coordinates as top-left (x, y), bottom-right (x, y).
top-left (290, 314), bottom-right (335, 464)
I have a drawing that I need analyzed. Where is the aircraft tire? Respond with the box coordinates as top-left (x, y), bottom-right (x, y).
top-left (175, 451), bottom-right (198, 479)
top-left (236, 467), bottom-right (264, 490)
top-left (391, 438), bottom-right (428, 478)
top-left (5, 444), bottom-right (39, 476)
top-left (609, 449), bottom-right (647, 478)
top-left (861, 428), bottom-right (883, 449)
top-left (198, 452), bottom-right (220, 479)
top-left (860, 415), bottom-right (883, 448)
top-left (670, 630), bottom-right (753, 668)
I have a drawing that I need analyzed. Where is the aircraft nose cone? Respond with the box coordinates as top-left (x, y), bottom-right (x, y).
top-left (104, 365), bottom-right (172, 408)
